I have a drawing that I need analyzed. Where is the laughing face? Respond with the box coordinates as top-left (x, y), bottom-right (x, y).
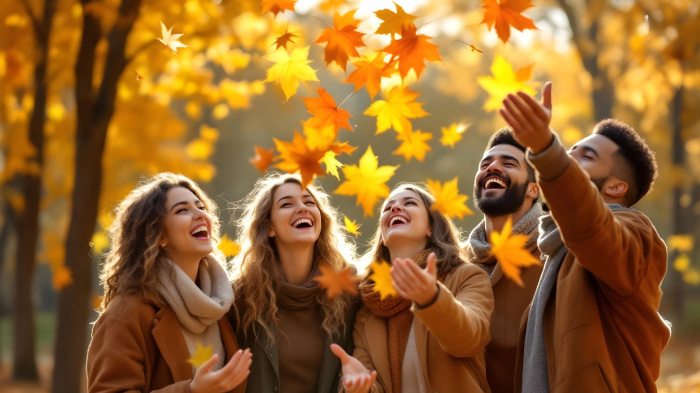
top-left (161, 186), bottom-right (214, 261)
top-left (474, 144), bottom-right (531, 216)
top-left (269, 182), bottom-right (322, 247)
top-left (380, 188), bottom-right (431, 251)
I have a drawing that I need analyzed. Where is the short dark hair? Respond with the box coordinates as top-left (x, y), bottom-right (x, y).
top-left (487, 127), bottom-right (536, 183)
top-left (593, 119), bottom-right (657, 206)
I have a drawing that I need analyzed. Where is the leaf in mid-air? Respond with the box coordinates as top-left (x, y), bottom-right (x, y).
top-left (477, 54), bottom-right (535, 112)
top-left (218, 234), bottom-right (241, 258)
top-left (274, 132), bottom-right (328, 187)
top-left (426, 177), bottom-right (473, 219)
top-left (274, 30), bottom-right (299, 50)
top-left (265, 46), bottom-right (319, 100)
top-left (187, 343), bottom-right (214, 369)
top-left (481, 0), bottom-right (537, 43)
top-left (261, 0), bottom-right (296, 17)
top-left (369, 261), bottom-right (397, 299)
top-left (315, 10), bottom-right (366, 71)
top-left (344, 52), bottom-right (397, 100)
top-left (157, 21), bottom-right (188, 54)
top-left (344, 215), bottom-right (362, 235)
top-left (364, 86), bottom-right (428, 135)
top-left (489, 216), bottom-right (541, 286)
top-left (313, 264), bottom-right (359, 298)
top-left (393, 129), bottom-right (432, 162)
top-left (249, 145), bottom-right (275, 173)
top-left (303, 87), bottom-right (352, 132)
top-left (383, 24), bottom-right (441, 79)
top-left (374, 2), bottom-right (417, 36)
top-left (335, 146), bottom-right (398, 217)
top-left (440, 122), bottom-right (468, 147)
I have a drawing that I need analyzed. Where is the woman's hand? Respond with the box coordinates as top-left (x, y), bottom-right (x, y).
top-left (391, 252), bottom-right (438, 307)
top-left (190, 349), bottom-right (252, 393)
top-left (330, 344), bottom-right (377, 393)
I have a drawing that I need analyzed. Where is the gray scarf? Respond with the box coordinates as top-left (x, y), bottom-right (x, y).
top-left (521, 204), bottom-right (633, 392)
top-left (466, 203), bottom-right (543, 286)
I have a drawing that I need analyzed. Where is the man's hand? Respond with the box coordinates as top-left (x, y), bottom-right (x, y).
top-left (499, 81), bottom-right (553, 154)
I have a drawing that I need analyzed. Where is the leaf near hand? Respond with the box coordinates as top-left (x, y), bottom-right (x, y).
top-left (313, 264), bottom-right (359, 298)
top-left (335, 146), bottom-right (398, 217)
top-left (477, 54), bottom-right (535, 112)
top-left (315, 10), bottom-right (366, 71)
top-left (369, 261), bottom-right (397, 299)
top-left (480, 0), bottom-right (537, 44)
top-left (187, 343), bottom-right (214, 369)
top-left (489, 216), bottom-right (541, 286)
top-left (427, 177), bottom-right (473, 219)
top-left (383, 24), bottom-right (441, 79)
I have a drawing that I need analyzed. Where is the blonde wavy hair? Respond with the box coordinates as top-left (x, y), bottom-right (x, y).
top-left (100, 173), bottom-right (222, 310)
top-left (231, 173), bottom-right (357, 343)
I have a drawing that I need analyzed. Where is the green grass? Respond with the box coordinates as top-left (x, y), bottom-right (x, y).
top-left (0, 312), bottom-right (56, 359)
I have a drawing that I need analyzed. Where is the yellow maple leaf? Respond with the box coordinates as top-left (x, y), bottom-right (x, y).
top-left (92, 295), bottom-right (104, 310)
top-left (156, 21), bottom-right (188, 54)
top-left (335, 146), bottom-right (398, 217)
top-left (374, 2), bottom-right (417, 36)
top-left (393, 129), bottom-right (432, 162)
top-left (668, 234), bottom-right (693, 252)
top-left (364, 86), bottom-right (428, 135)
top-left (322, 151), bottom-right (343, 179)
top-left (187, 343), bottom-right (214, 369)
top-left (344, 215), bottom-right (362, 236)
top-left (265, 46), bottom-right (319, 100)
top-left (218, 234), bottom-right (241, 258)
top-left (440, 122), bottom-right (468, 148)
top-left (427, 177), bottom-right (473, 219)
top-left (369, 261), bottom-right (397, 299)
top-left (489, 216), bottom-right (541, 286)
top-left (477, 54), bottom-right (536, 112)
top-left (52, 265), bottom-right (73, 291)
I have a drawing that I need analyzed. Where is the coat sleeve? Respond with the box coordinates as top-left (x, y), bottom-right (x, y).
top-left (528, 136), bottom-right (666, 300)
top-left (411, 265), bottom-right (493, 358)
top-left (349, 310), bottom-right (386, 393)
top-left (87, 313), bottom-right (190, 393)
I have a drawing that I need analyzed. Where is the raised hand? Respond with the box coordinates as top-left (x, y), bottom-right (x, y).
top-left (499, 81), bottom-right (554, 154)
top-left (391, 252), bottom-right (438, 307)
top-left (330, 343), bottom-right (377, 393)
top-left (190, 349), bottom-right (252, 393)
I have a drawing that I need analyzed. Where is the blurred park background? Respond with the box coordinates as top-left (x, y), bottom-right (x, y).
top-left (1, 0), bottom-right (699, 391)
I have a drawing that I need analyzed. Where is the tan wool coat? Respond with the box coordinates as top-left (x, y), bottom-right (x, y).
top-left (86, 292), bottom-right (245, 393)
top-left (352, 263), bottom-right (494, 393)
top-left (514, 138), bottom-right (671, 393)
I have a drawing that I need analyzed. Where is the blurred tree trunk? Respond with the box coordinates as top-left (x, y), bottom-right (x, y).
top-left (51, 0), bottom-right (141, 391)
top-left (0, 198), bottom-right (17, 358)
top-left (11, 0), bottom-right (57, 382)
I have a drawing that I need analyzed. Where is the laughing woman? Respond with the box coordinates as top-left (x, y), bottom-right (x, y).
top-left (331, 183), bottom-right (494, 393)
top-left (87, 173), bottom-right (251, 393)
top-left (230, 173), bottom-right (359, 393)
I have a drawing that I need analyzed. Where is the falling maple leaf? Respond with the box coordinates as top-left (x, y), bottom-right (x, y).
top-left (668, 234), bottom-right (693, 252)
top-left (156, 21), bottom-right (188, 54)
top-left (426, 177), bottom-right (473, 219)
top-left (364, 86), bottom-right (428, 135)
top-left (218, 234), bottom-right (241, 258)
top-left (313, 264), bottom-right (359, 298)
top-left (383, 24), bottom-right (441, 79)
top-left (274, 132), bottom-right (328, 187)
top-left (319, 0), bottom-right (344, 12)
top-left (344, 52), bottom-right (397, 100)
top-left (393, 129), bottom-right (432, 162)
top-left (135, 70), bottom-right (143, 80)
top-left (261, 0), bottom-right (296, 17)
top-left (344, 215), bottom-right (362, 235)
top-left (440, 122), bottom-right (468, 147)
top-left (481, 0), bottom-right (538, 44)
top-left (265, 46), bottom-right (319, 100)
top-left (303, 121), bottom-right (337, 150)
top-left (315, 10), bottom-right (366, 71)
top-left (188, 343), bottom-right (214, 369)
top-left (489, 216), bottom-right (541, 286)
top-left (302, 87), bottom-right (352, 132)
top-left (369, 261), bottom-right (397, 299)
top-left (322, 151), bottom-right (343, 179)
top-left (274, 30), bottom-right (299, 50)
top-left (374, 2), bottom-right (417, 36)
top-left (249, 145), bottom-right (275, 173)
top-left (335, 146), bottom-right (398, 217)
top-left (477, 54), bottom-right (536, 112)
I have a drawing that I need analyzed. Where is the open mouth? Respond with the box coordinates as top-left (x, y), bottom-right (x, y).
top-left (190, 225), bottom-right (209, 239)
top-left (292, 217), bottom-right (314, 229)
top-left (389, 215), bottom-right (408, 227)
top-left (482, 176), bottom-right (507, 190)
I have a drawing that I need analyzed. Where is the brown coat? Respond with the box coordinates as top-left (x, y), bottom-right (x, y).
top-left (352, 263), bottom-right (494, 393)
top-left (514, 139), bottom-right (671, 393)
top-left (86, 292), bottom-right (246, 393)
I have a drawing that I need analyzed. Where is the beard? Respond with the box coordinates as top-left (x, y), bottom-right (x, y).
top-left (474, 177), bottom-right (529, 217)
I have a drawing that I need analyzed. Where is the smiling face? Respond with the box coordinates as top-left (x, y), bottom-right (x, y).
top-left (161, 186), bottom-right (214, 262)
top-left (474, 144), bottom-right (532, 216)
top-left (568, 134), bottom-right (618, 189)
top-left (380, 188), bottom-right (431, 252)
top-left (269, 182), bottom-right (322, 247)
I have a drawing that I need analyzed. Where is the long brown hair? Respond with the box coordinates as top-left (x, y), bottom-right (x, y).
top-left (231, 173), bottom-right (357, 343)
top-left (362, 183), bottom-right (465, 279)
top-left (100, 173), bottom-right (222, 309)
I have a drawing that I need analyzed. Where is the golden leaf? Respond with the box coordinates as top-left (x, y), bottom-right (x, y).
top-left (477, 55), bottom-right (536, 112)
top-left (426, 177), bottom-right (473, 219)
top-left (370, 261), bottom-right (397, 299)
top-left (439, 122), bottom-right (468, 148)
top-left (364, 86), bottom-right (427, 135)
top-left (344, 215), bottom-right (362, 236)
top-left (489, 216), bottom-right (541, 286)
top-left (313, 264), bottom-right (359, 298)
top-left (218, 234), bottom-right (241, 258)
top-left (392, 129), bottom-right (432, 162)
top-left (187, 343), bottom-right (214, 369)
top-left (265, 46), bottom-right (319, 100)
top-left (156, 21), bottom-right (188, 54)
top-left (335, 146), bottom-right (398, 217)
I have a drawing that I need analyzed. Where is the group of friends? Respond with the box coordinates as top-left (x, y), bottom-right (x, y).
top-left (85, 83), bottom-right (671, 393)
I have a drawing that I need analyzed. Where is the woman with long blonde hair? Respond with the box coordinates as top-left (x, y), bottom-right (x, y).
top-left (230, 173), bottom-right (359, 393)
top-left (87, 173), bottom-right (251, 393)
top-left (331, 183), bottom-right (494, 393)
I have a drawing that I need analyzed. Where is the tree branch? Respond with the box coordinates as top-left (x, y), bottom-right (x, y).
top-left (18, 0), bottom-right (41, 38)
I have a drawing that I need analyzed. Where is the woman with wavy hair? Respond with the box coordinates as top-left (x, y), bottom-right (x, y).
top-left (87, 173), bottom-right (251, 393)
top-left (330, 183), bottom-right (494, 393)
top-left (230, 173), bottom-right (359, 393)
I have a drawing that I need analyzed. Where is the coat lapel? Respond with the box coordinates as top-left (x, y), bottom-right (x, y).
top-left (257, 323), bottom-right (280, 379)
top-left (152, 306), bottom-right (193, 382)
top-left (218, 318), bottom-right (247, 393)
top-left (317, 333), bottom-right (340, 393)
top-left (414, 319), bottom-right (431, 391)
top-left (365, 314), bottom-right (392, 392)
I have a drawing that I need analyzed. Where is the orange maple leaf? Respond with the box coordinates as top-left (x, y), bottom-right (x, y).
top-left (274, 31), bottom-right (299, 50)
top-left (249, 145), bottom-right (275, 173)
top-left (481, 0), bottom-right (538, 44)
top-left (383, 24), bottom-right (441, 79)
top-left (374, 2), bottom-right (417, 36)
top-left (261, 0), bottom-right (296, 17)
top-left (313, 264), bottom-right (359, 298)
top-left (344, 52), bottom-right (397, 100)
top-left (302, 87), bottom-right (352, 132)
top-left (315, 10), bottom-right (366, 71)
top-left (489, 216), bottom-right (541, 286)
top-left (274, 132), bottom-right (328, 187)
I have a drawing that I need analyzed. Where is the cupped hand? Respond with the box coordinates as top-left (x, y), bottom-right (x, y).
top-left (190, 349), bottom-right (252, 393)
top-left (330, 344), bottom-right (377, 393)
top-left (391, 252), bottom-right (438, 307)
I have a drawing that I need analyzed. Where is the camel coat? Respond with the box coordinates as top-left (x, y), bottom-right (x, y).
top-left (352, 263), bottom-right (494, 393)
top-left (87, 292), bottom-right (245, 393)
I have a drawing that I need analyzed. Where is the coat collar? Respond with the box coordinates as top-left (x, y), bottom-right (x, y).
top-left (151, 306), bottom-right (193, 381)
top-left (362, 312), bottom-right (392, 392)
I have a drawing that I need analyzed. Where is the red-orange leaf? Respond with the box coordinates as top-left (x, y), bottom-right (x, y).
top-left (274, 132), bottom-right (327, 187)
top-left (313, 265), bottom-right (359, 298)
top-left (274, 31), bottom-right (299, 50)
top-left (261, 0), bottom-right (296, 17)
top-left (315, 10), bottom-right (366, 71)
top-left (302, 87), bottom-right (352, 132)
top-left (344, 52), bottom-right (397, 100)
top-left (383, 24), bottom-right (441, 79)
top-left (481, 0), bottom-right (538, 44)
top-left (249, 145), bottom-right (275, 173)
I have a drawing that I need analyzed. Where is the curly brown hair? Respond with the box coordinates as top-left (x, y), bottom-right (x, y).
top-left (230, 173), bottom-right (358, 343)
top-left (100, 173), bottom-right (222, 309)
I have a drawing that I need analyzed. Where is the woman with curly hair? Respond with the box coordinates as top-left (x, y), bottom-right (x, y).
top-left (331, 183), bottom-right (494, 393)
top-left (230, 173), bottom-right (360, 393)
top-left (87, 173), bottom-right (251, 393)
